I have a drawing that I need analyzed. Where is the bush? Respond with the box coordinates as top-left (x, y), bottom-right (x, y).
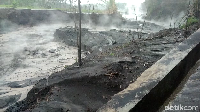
top-left (12, 1), bottom-right (17, 8)
top-left (187, 16), bottom-right (199, 25)
top-left (144, 0), bottom-right (190, 20)
top-left (181, 16), bottom-right (199, 29)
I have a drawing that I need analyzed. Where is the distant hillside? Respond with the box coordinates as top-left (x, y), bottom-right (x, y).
top-left (142, 0), bottom-right (193, 20)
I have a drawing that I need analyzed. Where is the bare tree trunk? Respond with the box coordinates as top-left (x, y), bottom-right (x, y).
top-left (198, 0), bottom-right (200, 26)
top-left (197, 0), bottom-right (200, 17)
top-left (78, 0), bottom-right (82, 66)
top-left (69, 0), bottom-right (72, 12)
top-left (186, 17), bottom-right (188, 31)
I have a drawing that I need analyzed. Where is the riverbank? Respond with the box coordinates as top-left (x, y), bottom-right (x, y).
top-left (6, 24), bottom-right (197, 111)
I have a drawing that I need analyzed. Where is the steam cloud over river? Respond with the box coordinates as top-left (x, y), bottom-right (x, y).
top-left (0, 23), bottom-right (78, 111)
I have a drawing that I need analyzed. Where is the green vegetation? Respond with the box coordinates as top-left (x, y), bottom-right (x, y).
top-left (106, 0), bottom-right (118, 14)
top-left (11, 0), bottom-right (17, 8)
top-left (110, 52), bottom-right (115, 56)
top-left (81, 8), bottom-right (103, 14)
top-left (0, 0), bottom-right (119, 14)
top-left (0, 5), bottom-right (12, 8)
top-left (64, 65), bottom-right (69, 68)
top-left (181, 16), bottom-right (199, 29)
top-left (100, 0), bottom-right (118, 14)
top-left (186, 16), bottom-right (199, 25)
top-left (75, 57), bottom-right (78, 63)
top-left (142, 0), bottom-right (192, 20)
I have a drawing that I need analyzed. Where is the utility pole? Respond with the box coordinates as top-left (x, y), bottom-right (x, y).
top-left (197, 0), bottom-right (200, 26)
top-left (197, 0), bottom-right (200, 17)
top-left (78, 0), bottom-right (82, 66)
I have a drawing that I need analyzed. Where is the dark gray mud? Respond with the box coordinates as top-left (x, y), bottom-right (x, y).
top-left (6, 25), bottom-right (196, 112)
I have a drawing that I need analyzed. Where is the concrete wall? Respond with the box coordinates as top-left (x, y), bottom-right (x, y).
top-left (0, 8), bottom-right (124, 26)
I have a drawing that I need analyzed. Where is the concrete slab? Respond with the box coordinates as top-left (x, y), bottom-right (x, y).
top-left (163, 60), bottom-right (200, 112)
top-left (97, 29), bottom-right (200, 112)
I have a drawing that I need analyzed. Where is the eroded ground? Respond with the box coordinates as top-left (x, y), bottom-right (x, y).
top-left (5, 26), bottom-right (192, 112)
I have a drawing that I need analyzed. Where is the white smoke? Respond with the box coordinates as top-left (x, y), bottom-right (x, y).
top-left (116, 0), bottom-right (145, 21)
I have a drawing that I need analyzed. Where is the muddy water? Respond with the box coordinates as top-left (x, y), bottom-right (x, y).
top-left (0, 23), bottom-right (78, 111)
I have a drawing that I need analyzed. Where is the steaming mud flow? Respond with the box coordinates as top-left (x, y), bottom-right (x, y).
top-left (0, 23), bottom-right (78, 111)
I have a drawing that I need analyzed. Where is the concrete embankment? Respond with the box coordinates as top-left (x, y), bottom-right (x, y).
top-left (0, 8), bottom-right (123, 26)
top-left (165, 59), bottom-right (200, 111)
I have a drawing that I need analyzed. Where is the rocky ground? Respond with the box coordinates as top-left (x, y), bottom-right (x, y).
top-left (5, 22), bottom-right (199, 112)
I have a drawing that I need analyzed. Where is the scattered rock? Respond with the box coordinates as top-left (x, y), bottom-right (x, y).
top-left (8, 82), bottom-right (22, 88)
top-left (49, 49), bottom-right (56, 53)
top-left (0, 95), bottom-right (21, 109)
